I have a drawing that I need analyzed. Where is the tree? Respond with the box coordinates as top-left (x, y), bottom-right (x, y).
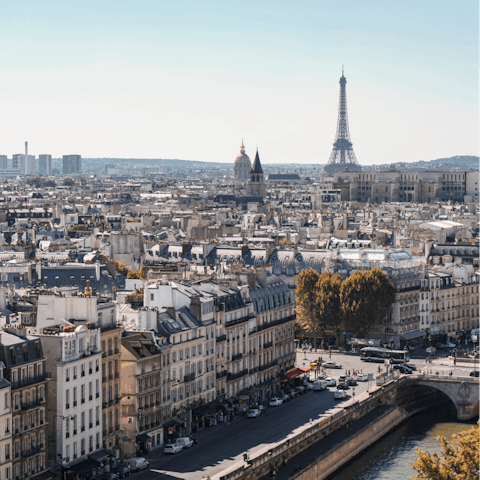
top-left (316, 271), bottom-right (343, 347)
top-left (295, 269), bottom-right (321, 347)
top-left (63, 177), bottom-right (75, 186)
top-left (340, 268), bottom-right (394, 337)
top-left (367, 268), bottom-right (395, 332)
top-left (411, 423), bottom-right (479, 480)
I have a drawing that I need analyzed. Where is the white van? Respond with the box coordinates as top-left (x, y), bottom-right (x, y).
top-left (313, 379), bottom-right (327, 391)
top-left (176, 437), bottom-right (194, 448)
top-left (127, 457), bottom-right (149, 471)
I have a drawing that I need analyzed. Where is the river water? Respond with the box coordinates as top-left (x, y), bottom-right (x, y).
top-left (328, 406), bottom-right (477, 480)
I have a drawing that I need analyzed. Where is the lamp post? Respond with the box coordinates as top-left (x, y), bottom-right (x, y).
top-left (352, 387), bottom-right (356, 404)
top-left (303, 346), bottom-right (307, 360)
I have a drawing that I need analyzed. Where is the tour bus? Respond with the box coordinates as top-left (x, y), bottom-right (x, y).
top-left (360, 347), bottom-right (410, 364)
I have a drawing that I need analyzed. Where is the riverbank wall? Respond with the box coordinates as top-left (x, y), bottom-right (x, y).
top-left (290, 406), bottom-right (409, 480)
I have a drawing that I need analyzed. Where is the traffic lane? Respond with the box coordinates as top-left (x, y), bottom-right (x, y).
top-left (148, 385), bottom-right (369, 479)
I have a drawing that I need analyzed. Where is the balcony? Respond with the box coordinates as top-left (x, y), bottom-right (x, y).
top-left (263, 341), bottom-right (273, 349)
top-left (184, 373), bottom-right (195, 383)
top-left (231, 353), bottom-right (243, 361)
top-left (23, 447), bottom-right (43, 459)
top-left (227, 369), bottom-right (249, 381)
top-left (21, 400), bottom-right (42, 411)
top-left (225, 314), bottom-right (255, 328)
top-left (216, 370), bottom-right (228, 379)
top-left (259, 360), bottom-right (278, 372)
top-left (216, 334), bottom-right (227, 343)
top-left (12, 373), bottom-right (47, 390)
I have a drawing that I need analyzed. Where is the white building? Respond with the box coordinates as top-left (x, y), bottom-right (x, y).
top-left (39, 324), bottom-right (103, 469)
top-left (0, 361), bottom-right (12, 480)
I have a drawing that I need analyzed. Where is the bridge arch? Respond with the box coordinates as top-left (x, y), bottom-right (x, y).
top-left (396, 377), bottom-right (479, 421)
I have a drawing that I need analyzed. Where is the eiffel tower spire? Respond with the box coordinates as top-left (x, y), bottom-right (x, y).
top-left (324, 68), bottom-right (361, 174)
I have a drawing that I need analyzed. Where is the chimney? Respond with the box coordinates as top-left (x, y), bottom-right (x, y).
top-left (189, 295), bottom-right (202, 322)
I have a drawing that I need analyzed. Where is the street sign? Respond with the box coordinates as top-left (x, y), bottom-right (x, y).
top-left (168, 427), bottom-right (173, 434)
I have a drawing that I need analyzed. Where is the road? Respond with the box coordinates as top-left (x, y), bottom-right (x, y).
top-left (125, 350), bottom-right (475, 480)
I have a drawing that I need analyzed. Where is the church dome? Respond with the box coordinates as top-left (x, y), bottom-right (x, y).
top-left (233, 141), bottom-right (252, 180)
top-left (234, 142), bottom-right (251, 168)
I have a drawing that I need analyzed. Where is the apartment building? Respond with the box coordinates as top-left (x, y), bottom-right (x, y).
top-left (0, 332), bottom-right (48, 480)
top-left (38, 323), bottom-right (103, 473)
top-left (0, 361), bottom-right (13, 480)
top-left (35, 291), bottom-right (123, 459)
top-left (120, 332), bottom-right (171, 457)
top-left (420, 267), bottom-right (479, 341)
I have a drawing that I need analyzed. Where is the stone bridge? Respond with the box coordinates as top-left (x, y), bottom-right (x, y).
top-left (395, 374), bottom-right (479, 420)
top-left (215, 373), bottom-right (478, 480)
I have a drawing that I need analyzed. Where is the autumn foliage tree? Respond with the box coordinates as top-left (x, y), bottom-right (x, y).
top-left (296, 267), bottom-right (395, 343)
top-left (316, 271), bottom-right (343, 346)
top-left (410, 423), bottom-right (479, 480)
top-left (296, 268), bottom-right (321, 329)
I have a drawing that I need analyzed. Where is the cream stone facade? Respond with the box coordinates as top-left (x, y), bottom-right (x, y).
top-left (0, 362), bottom-right (13, 480)
top-left (39, 325), bottom-right (103, 469)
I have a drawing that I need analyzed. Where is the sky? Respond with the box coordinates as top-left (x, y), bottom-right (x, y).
top-left (0, 0), bottom-right (478, 165)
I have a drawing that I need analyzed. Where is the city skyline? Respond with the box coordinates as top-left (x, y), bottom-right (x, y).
top-left (0, 0), bottom-right (477, 165)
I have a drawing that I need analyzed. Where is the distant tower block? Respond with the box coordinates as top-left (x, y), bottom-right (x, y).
top-left (323, 68), bottom-right (362, 175)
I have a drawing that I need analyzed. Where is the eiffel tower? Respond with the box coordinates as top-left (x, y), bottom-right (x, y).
top-left (324, 67), bottom-right (362, 174)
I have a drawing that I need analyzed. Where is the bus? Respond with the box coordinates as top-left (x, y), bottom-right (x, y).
top-left (360, 347), bottom-right (410, 364)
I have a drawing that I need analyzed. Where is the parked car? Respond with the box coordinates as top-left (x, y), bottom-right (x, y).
top-left (404, 363), bottom-right (417, 371)
top-left (334, 390), bottom-right (347, 400)
top-left (356, 373), bottom-right (368, 382)
top-left (256, 404), bottom-right (266, 413)
top-left (269, 397), bottom-right (283, 406)
top-left (336, 382), bottom-right (349, 390)
top-left (346, 377), bottom-right (357, 386)
top-left (470, 370), bottom-right (479, 377)
top-left (325, 377), bottom-right (337, 387)
top-left (164, 443), bottom-right (183, 454)
top-left (281, 393), bottom-right (290, 402)
top-left (313, 379), bottom-right (327, 391)
top-left (323, 361), bottom-right (343, 369)
top-left (127, 457), bottom-right (149, 471)
top-left (114, 465), bottom-right (131, 479)
top-left (247, 408), bottom-right (261, 418)
top-left (176, 437), bottom-right (194, 448)
top-left (295, 386), bottom-right (306, 395)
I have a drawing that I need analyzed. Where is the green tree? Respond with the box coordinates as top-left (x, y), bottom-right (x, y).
top-left (316, 271), bottom-right (343, 347)
top-left (295, 268), bottom-right (321, 347)
top-left (411, 423), bottom-right (479, 480)
top-left (340, 268), bottom-right (394, 337)
top-left (63, 177), bottom-right (75, 186)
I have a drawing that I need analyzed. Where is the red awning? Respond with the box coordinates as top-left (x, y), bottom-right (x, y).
top-left (285, 367), bottom-right (309, 379)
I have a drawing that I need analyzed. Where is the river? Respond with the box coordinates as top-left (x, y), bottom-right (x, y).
top-left (328, 405), bottom-right (478, 480)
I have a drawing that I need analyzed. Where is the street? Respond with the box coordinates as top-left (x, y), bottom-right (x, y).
top-left (126, 349), bottom-right (476, 480)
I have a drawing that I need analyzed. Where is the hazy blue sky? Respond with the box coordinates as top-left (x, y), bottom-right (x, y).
top-left (0, 0), bottom-right (477, 165)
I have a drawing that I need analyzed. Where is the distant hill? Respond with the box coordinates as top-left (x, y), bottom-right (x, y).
top-left (54, 154), bottom-right (478, 172)
top-left (381, 155), bottom-right (479, 172)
